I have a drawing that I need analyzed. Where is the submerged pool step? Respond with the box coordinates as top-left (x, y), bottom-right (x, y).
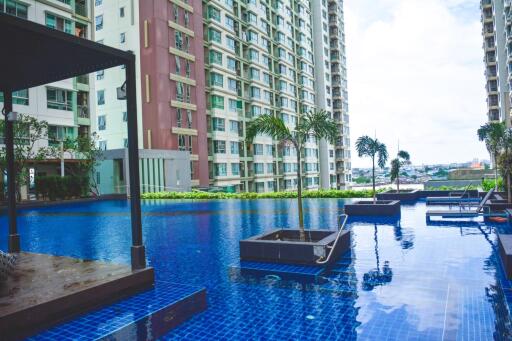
top-left (30, 281), bottom-right (206, 341)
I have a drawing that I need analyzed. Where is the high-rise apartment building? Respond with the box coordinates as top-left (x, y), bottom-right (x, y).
top-left (481, 0), bottom-right (510, 125)
top-left (93, 0), bottom-right (351, 193)
top-left (0, 0), bottom-right (94, 187)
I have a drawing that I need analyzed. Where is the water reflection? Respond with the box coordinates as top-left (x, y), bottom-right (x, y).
top-left (362, 224), bottom-right (393, 291)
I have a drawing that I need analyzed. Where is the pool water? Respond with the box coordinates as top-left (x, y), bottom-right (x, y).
top-left (2, 199), bottom-right (512, 340)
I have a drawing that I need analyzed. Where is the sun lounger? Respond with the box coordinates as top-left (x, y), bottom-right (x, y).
top-left (426, 189), bottom-right (494, 219)
top-left (426, 186), bottom-right (479, 205)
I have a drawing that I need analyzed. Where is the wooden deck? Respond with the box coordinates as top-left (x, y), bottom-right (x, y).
top-left (0, 252), bottom-right (154, 340)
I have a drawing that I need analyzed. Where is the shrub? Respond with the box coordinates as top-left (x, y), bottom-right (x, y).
top-left (141, 189), bottom-right (384, 200)
top-left (35, 175), bottom-right (90, 201)
top-left (482, 178), bottom-right (504, 192)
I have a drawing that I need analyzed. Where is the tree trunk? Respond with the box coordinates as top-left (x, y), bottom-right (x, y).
top-left (296, 149), bottom-right (305, 241)
top-left (397, 171), bottom-right (400, 193)
top-left (495, 152), bottom-right (499, 191)
top-left (508, 172), bottom-right (511, 204)
top-left (372, 157), bottom-right (376, 204)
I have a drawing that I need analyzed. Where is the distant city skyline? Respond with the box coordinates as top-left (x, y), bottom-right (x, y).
top-left (345, 0), bottom-right (489, 168)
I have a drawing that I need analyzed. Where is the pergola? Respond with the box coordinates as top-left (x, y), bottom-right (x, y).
top-left (0, 13), bottom-right (146, 270)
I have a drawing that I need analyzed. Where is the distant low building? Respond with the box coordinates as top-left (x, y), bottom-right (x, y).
top-left (447, 168), bottom-right (494, 181)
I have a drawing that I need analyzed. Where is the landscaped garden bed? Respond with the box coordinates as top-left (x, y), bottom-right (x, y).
top-left (240, 229), bottom-right (350, 265)
top-left (344, 200), bottom-right (401, 216)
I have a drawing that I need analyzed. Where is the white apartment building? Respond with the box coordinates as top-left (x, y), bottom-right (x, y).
top-left (0, 0), bottom-right (94, 176)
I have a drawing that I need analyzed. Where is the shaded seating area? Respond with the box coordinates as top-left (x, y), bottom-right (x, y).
top-left (426, 189), bottom-right (495, 220)
top-left (0, 13), bottom-right (157, 338)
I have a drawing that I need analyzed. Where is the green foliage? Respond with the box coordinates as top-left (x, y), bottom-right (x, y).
top-left (354, 176), bottom-right (371, 184)
top-left (35, 175), bottom-right (89, 201)
top-left (141, 189), bottom-right (383, 200)
top-left (482, 178), bottom-right (504, 192)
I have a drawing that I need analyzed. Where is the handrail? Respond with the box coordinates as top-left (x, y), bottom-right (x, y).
top-left (316, 214), bottom-right (348, 265)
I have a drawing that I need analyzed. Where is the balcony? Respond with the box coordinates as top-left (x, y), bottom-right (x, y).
top-left (78, 105), bottom-right (89, 119)
top-left (75, 0), bottom-right (87, 17)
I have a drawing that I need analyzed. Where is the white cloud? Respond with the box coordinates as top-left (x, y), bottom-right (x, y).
top-left (345, 0), bottom-right (489, 167)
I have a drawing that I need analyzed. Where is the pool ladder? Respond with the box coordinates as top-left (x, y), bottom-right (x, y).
top-left (316, 214), bottom-right (349, 265)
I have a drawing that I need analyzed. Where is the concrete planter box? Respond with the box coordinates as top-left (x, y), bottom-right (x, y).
top-left (240, 229), bottom-right (350, 266)
top-left (344, 200), bottom-right (401, 216)
top-left (377, 190), bottom-right (419, 201)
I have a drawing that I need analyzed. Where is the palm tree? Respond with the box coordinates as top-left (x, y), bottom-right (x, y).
top-left (246, 110), bottom-right (339, 241)
top-left (477, 122), bottom-right (505, 190)
top-left (390, 150), bottom-right (410, 192)
top-left (355, 136), bottom-right (388, 203)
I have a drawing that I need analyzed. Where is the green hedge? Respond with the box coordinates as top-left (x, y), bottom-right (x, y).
top-left (482, 178), bottom-right (504, 192)
top-left (141, 189), bottom-right (383, 200)
top-left (35, 175), bottom-right (89, 201)
top-left (424, 185), bottom-right (478, 191)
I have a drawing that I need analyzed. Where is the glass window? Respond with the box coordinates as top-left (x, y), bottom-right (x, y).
top-left (95, 15), bottom-right (103, 31)
top-left (253, 144), bottom-right (263, 155)
top-left (123, 111), bottom-right (128, 122)
top-left (214, 163), bottom-right (227, 176)
top-left (229, 120), bottom-right (239, 133)
top-left (47, 88), bottom-right (73, 111)
top-left (231, 163), bottom-right (240, 175)
top-left (99, 140), bottom-right (107, 150)
top-left (228, 99), bottom-right (237, 112)
top-left (228, 78), bottom-right (237, 92)
top-left (208, 28), bottom-right (222, 43)
top-left (98, 115), bottom-right (106, 130)
top-left (209, 50), bottom-right (223, 65)
top-left (120, 32), bottom-right (126, 43)
top-left (227, 57), bottom-right (237, 71)
top-left (119, 7), bottom-right (125, 17)
top-left (97, 90), bottom-right (105, 105)
top-left (208, 6), bottom-right (221, 21)
top-left (225, 15), bottom-right (234, 30)
top-left (213, 140), bottom-right (226, 154)
top-left (211, 95), bottom-right (224, 109)
top-left (95, 0), bottom-right (102, 5)
top-left (210, 72), bottom-right (223, 87)
top-left (2, 0), bottom-right (28, 18)
top-left (254, 163), bottom-right (264, 174)
top-left (46, 13), bottom-right (73, 34)
top-left (212, 117), bottom-right (225, 131)
top-left (96, 70), bottom-right (104, 80)
top-left (230, 141), bottom-right (239, 154)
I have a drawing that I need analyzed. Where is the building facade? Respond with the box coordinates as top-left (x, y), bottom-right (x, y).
top-left (0, 0), bottom-right (94, 188)
top-left (481, 0), bottom-right (510, 125)
top-left (92, 0), bottom-right (351, 193)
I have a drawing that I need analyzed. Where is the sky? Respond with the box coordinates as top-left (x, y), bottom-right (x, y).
top-left (344, 0), bottom-right (489, 168)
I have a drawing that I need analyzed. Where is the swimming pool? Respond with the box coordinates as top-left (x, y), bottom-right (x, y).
top-left (2, 198), bottom-right (512, 340)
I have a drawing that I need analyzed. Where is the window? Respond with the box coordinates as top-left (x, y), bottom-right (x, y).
top-left (210, 72), bottom-right (223, 87)
top-left (96, 70), bottom-right (104, 80)
top-left (99, 140), bottom-right (107, 150)
top-left (95, 0), bottom-right (102, 5)
top-left (228, 99), bottom-right (237, 112)
top-left (175, 56), bottom-right (181, 74)
top-left (212, 117), bottom-right (225, 131)
top-left (266, 145), bottom-right (273, 156)
top-left (208, 28), bottom-right (221, 43)
top-left (225, 15), bottom-right (234, 30)
top-left (184, 11), bottom-right (189, 27)
top-left (1, 0), bottom-right (28, 18)
top-left (248, 49), bottom-right (259, 62)
top-left (98, 115), bottom-right (106, 130)
top-left (186, 110), bottom-right (193, 129)
top-left (211, 95), bottom-right (224, 109)
top-left (213, 140), bottom-right (226, 154)
top-left (267, 163), bottom-right (274, 174)
top-left (124, 139), bottom-right (128, 148)
top-left (227, 57), bottom-right (237, 71)
top-left (228, 78), bottom-right (237, 92)
top-left (47, 88), bottom-right (73, 111)
top-left (120, 32), bottom-right (126, 43)
top-left (214, 163), bottom-right (227, 176)
top-left (226, 37), bottom-right (236, 51)
top-left (251, 105), bottom-right (261, 117)
top-left (175, 31), bottom-right (183, 49)
top-left (123, 111), bottom-right (128, 122)
top-left (46, 13), bottom-right (73, 34)
top-left (95, 15), bottom-right (103, 31)
top-left (208, 6), bottom-right (220, 22)
top-left (249, 68), bottom-right (260, 80)
top-left (253, 144), bottom-right (263, 155)
top-left (97, 90), bottom-right (105, 105)
top-left (229, 120), bottom-right (239, 133)
top-left (250, 86), bottom-right (260, 99)
top-left (231, 163), bottom-right (240, 175)
top-left (176, 82), bottom-right (184, 101)
top-left (176, 109), bottom-right (182, 127)
top-left (254, 163), bottom-right (264, 175)
top-left (209, 50), bottom-right (222, 65)
top-left (230, 141), bottom-right (239, 154)
top-left (119, 7), bottom-right (125, 17)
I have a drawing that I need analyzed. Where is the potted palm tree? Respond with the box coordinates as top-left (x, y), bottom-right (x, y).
top-left (378, 150), bottom-right (418, 201)
top-left (345, 136), bottom-right (400, 216)
top-left (239, 110), bottom-right (351, 265)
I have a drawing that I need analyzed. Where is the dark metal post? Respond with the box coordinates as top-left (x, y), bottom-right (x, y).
top-left (125, 57), bottom-right (146, 270)
top-left (3, 91), bottom-right (20, 253)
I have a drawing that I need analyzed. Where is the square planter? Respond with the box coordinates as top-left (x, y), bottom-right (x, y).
top-left (344, 200), bottom-right (401, 216)
top-left (240, 229), bottom-right (350, 266)
top-left (377, 189), bottom-right (419, 201)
